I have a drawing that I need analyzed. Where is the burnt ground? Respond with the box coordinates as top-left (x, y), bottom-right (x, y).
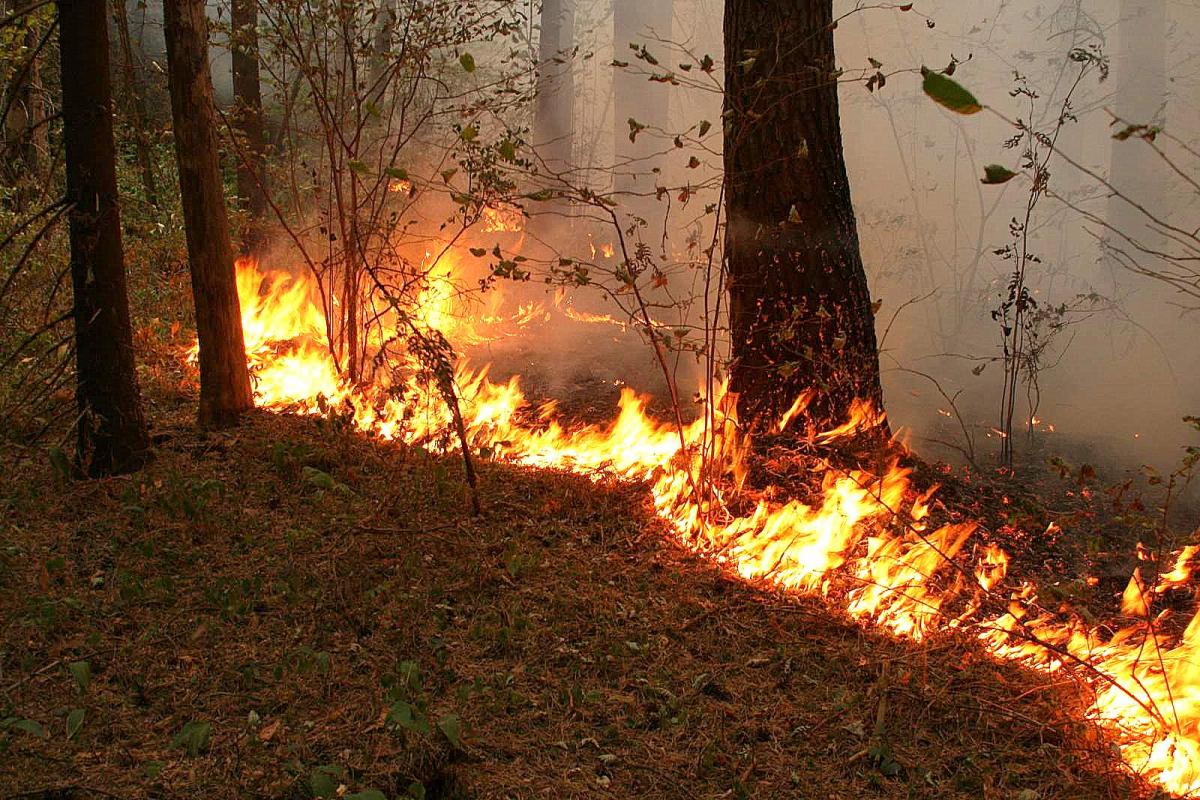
top-left (0, 396), bottom-right (1152, 800)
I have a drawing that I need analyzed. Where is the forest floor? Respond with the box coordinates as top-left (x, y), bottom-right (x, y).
top-left (0, 389), bottom-right (1157, 800)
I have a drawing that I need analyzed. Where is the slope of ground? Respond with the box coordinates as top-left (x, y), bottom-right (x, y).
top-left (0, 405), bottom-right (1143, 799)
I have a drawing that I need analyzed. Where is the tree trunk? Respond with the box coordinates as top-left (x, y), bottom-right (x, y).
top-left (612, 0), bottom-right (670, 196)
top-left (59, 0), bottom-right (151, 476)
top-left (231, 0), bottom-right (269, 245)
top-left (113, 0), bottom-right (159, 207)
top-left (1106, 0), bottom-right (1166, 281)
top-left (723, 0), bottom-right (885, 431)
top-left (369, 0), bottom-right (396, 103)
top-left (536, 0), bottom-right (574, 172)
top-left (164, 0), bottom-right (254, 427)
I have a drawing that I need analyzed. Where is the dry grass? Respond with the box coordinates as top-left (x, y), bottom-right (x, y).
top-left (0, 402), bottom-right (1147, 799)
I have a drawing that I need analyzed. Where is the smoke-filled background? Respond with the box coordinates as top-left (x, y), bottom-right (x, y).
top-left (120, 0), bottom-right (1199, 474)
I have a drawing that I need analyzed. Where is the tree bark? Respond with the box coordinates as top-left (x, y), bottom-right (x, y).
top-left (113, 0), bottom-right (159, 207)
top-left (164, 0), bottom-right (254, 427)
top-left (59, 0), bottom-right (151, 476)
top-left (612, 0), bottom-right (670, 196)
top-left (723, 0), bottom-right (886, 431)
top-left (536, 0), bottom-right (574, 172)
top-left (231, 0), bottom-right (269, 244)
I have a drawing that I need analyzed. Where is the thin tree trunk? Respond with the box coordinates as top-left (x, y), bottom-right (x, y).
top-left (164, 0), bottom-right (255, 427)
top-left (231, 0), bottom-right (269, 246)
top-left (113, 0), bottom-right (159, 207)
top-left (369, 0), bottom-right (396, 104)
top-left (59, 0), bottom-right (151, 476)
top-left (536, 0), bottom-right (574, 171)
top-left (1106, 0), bottom-right (1166, 283)
top-left (723, 0), bottom-right (886, 431)
top-left (612, 0), bottom-right (670, 196)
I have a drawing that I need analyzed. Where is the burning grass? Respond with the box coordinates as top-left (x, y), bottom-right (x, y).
top-left (0, 405), bottom-right (1140, 799)
top-left (2, 256), bottom-right (1195, 799)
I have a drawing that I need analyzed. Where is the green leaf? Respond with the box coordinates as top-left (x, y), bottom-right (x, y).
top-left (310, 765), bottom-right (345, 798)
top-left (143, 760), bottom-right (165, 779)
top-left (301, 468), bottom-right (352, 495)
top-left (459, 125), bottom-right (478, 142)
top-left (66, 708), bottom-right (85, 740)
top-left (346, 791), bottom-right (388, 800)
top-left (303, 467), bottom-right (336, 490)
top-left (2, 717), bottom-right (46, 738)
top-left (384, 166), bottom-right (408, 180)
top-left (921, 67), bottom-right (982, 114)
top-left (398, 660), bottom-right (421, 690)
top-left (347, 159), bottom-right (370, 175)
top-left (459, 52), bottom-right (476, 73)
top-left (437, 714), bottom-right (463, 748)
top-left (697, 119), bottom-right (711, 137)
top-left (981, 164), bottom-right (1018, 184)
top-left (172, 720), bottom-right (212, 757)
top-left (387, 700), bottom-right (430, 734)
top-left (68, 660), bottom-right (91, 693)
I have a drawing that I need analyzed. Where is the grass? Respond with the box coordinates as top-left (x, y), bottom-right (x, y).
top-left (0, 392), bottom-right (1148, 800)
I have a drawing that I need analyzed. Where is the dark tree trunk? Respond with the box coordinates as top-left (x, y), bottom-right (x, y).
top-left (113, 0), bottom-right (159, 207)
top-left (59, 0), bottom-right (151, 476)
top-left (723, 0), bottom-right (885, 431)
top-left (536, 0), bottom-right (574, 172)
top-left (612, 0), bottom-right (670, 196)
top-left (231, 0), bottom-right (269, 244)
top-left (164, 0), bottom-right (254, 427)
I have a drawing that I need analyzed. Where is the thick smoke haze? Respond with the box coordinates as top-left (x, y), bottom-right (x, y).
top-left (123, 0), bottom-right (1199, 476)
top-left (603, 0), bottom-right (1200, 473)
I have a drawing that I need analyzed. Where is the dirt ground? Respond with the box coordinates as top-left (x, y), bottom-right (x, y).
top-left (0, 398), bottom-right (1149, 800)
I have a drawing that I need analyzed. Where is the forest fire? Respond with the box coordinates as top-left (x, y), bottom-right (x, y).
top-left (219, 257), bottom-right (1200, 797)
top-left (8, 0), bottom-right (1200, 795)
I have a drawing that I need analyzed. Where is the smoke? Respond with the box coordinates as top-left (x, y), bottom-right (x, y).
top-left (229, 0), bottom-right (1198, 481)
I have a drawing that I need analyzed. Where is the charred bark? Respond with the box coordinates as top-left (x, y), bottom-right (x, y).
top-left (231, 0), bottom-right (269, 244)
top-left (164, 0), bottom-right (254, 427)
top-left (59, 0), bottom-right (151, 476)
top-left (723, 0), bottom-right (885, 431)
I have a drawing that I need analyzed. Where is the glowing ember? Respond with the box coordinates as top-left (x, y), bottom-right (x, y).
top-left (197, 257), bottom-right (1200, 798)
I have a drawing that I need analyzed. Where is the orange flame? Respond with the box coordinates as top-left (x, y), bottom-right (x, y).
top-left (196, 257), bottom-right (1200, 798)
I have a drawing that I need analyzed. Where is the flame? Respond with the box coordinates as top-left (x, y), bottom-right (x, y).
top-left (480, 203), bottom-right (524, 233)
top-left (195, 257), bottom-right (1200, 798)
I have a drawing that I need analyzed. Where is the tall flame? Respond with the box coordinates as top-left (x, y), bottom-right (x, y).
top-left (198, 258), bottom-right (1200, 797)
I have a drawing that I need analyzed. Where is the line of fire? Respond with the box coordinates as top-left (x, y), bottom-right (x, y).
top-left (3, 1), bottom-right (1198, 798)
